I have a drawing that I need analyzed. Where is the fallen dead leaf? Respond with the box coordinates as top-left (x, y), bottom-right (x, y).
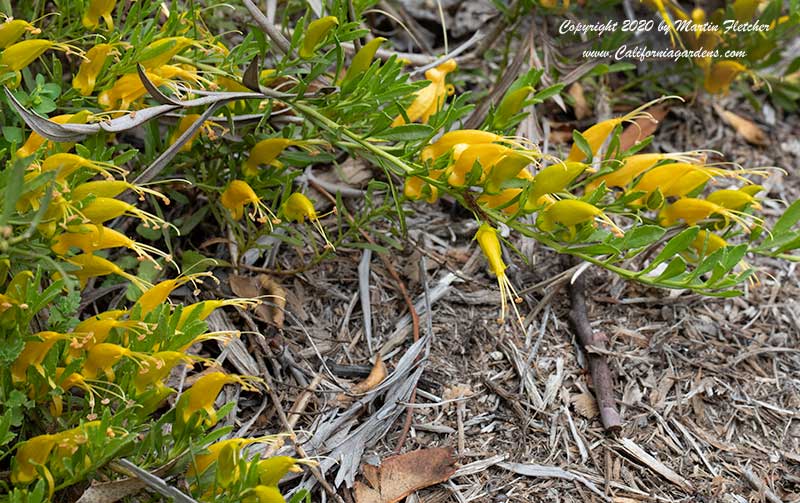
top-left (714, 105), bottom-right (769, 146)
top-left (618, 105), bottom-right (669, 151)
top-left (229, 274), bottom-right (286, 328)
top-left (350, 358), bottom-right (387, 394)
top-left (571, 392), bottom-right (599, 419)
top-left (568, 82), bottom-right (590, 120)
top-left (336, 358), bottom-right (388, 404)
top-left (354, 448), bottom-right (458, 503)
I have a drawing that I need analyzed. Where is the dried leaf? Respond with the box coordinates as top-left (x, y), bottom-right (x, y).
top-left (76, 478), bottom-right (149, 503)
top-left (336, 358), bottom-right (387, 405)
top-left (242, 55), bottom-right (261, 92)
top-left (350, 359), bottom-right (387, 394)
top-left (618, 105), bottom-right (669, 151)
top-left (618, 437), bottom-right (692, 491)
top-left (229, 274), bottom-right (286, 328)
top-left (354, 448), bottom-right (458, 503)
top-left (571, 392), bottom-right (599, 419)
top-left (568, 82), bottom-right (590, 120)
top-left (714, 106), bottom-right (769, 146)
top-left (498, 462), bottom-right (610, 502)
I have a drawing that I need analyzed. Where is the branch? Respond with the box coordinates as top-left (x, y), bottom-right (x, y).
top-left (242, 0), bottom-right (292, 55)
top-left (565, 262), bottom-right (622, 432)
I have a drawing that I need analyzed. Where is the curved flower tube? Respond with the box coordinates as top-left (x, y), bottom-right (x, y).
top-left (82, 0), bottom-right (116, 30)
top-left (537, 199), bottom-right (623, 238)
top-left (299, 16), bottom-right (339, 59)
top-left (392, 59), bottom-right (457, 126)
top-left (221, 179), bottom-right (279, 226)
top-left (566, 97), bottom-right (672, 162)
top-left (475, 223), bottom-right (524, 327)
top-left (0, 19), bottom-right (41, 49)
top-left (281, 192), bottom-right (335, 250)
top-left (73, 43), bottom-right (114, 95)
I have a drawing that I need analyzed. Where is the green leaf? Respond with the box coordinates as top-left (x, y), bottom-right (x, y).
top-left (1, 158), bottom-right (26, 227)
top-left (615, 225), bottom-right (666, 250)
top-left (532, 83), bottom-right (565, 102)
top-left (585, 62), bottom-right (636, 78)
top-left (571, 130), bottom-right (593, 162)
top-left (374, 124), bottom-right (434, 141)
top-left (689, 247), bottom-right (726, 280)
top-left (641, 227), bottom-right (700, 274)
top-left (655, 256), bottom-right (687, 281)
top-left (772, 199), bottom-right (800, 235)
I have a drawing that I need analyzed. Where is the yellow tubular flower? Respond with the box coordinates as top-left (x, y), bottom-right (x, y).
top-left (61, 253), bottom-right (152, 291)
top-left (249, 486), bottom-right (286, 503)
top-left (537, 199), bottom-right (623, 238)
top-left (188, 438), bottom-right (266, 478)
top-left (341, 37), bottom-right (385, 85)
top-left (16, 111), bottom-right (92, 158)
top-left (0, 19), bottom-right (41, 48)
top-left (627, 162), bottom-right (752, 201)
top-left (138, 37), bottom-right (197, 69)
top-left (133, 272), bottom-right (212, 318)
top-left (80, 197), bottom-right (170, 231)
top-left (98, 65), bottom-right (201, 110)
top-left (243, 138), bottom-right (300, 176)
top-left (177, 372), bottom-right (256, 427)
top-left (585, 152), bottom-right (704, 193)
top-left (135, 351), bottom-right (194, 393)
top-left (11, 434), bottom-right (58, 484)
top-left (446, 143), bottom-right (509, 187)
top-left (68, 316), bottom-right (142, 358)
top-left (658, 197), bottom-right (758, 231)
top-left (403, 172), bottom-right (442, 203)
top-left (41, 153), bottom-right (127, 182)
top-left (1, 39), bottom-right (79, 72)
top-left (169, 114), bottom-right (208, 151)
top-left (566, 97), bottom-right (669, 162)
top-left (704, 60), bottom-right (748, 95)
top-left (477, 187), bottom-right (524, 214)
top-left (11, 331), bottom-right (70, 382)
top-left (281, 193), bottom-right (335, 250)
top-left (81, 342), bottom-right (142, 380)
top-left (475, 224), bottom-right (524, 327)
top-left (392, 59), bottom-right (457, 126)
top-left (257, 456), bottom-right (315, 486)
top-left (221, 180), bottom-right (278, 225)
top-left (422, 130), bottom-right (504, 161)
top-left (70, 179), bottom-right (170, 205)
top-left (706, 188), bottom-right (761, 210)
top-left (98, 71), bottom-right (167, 110)
top-left (177, 299), bottom-right (260, 329)
top-left (299, 16), bottom-right (339, 59)
top-left (526, 161), bottom-right (590, 204)
top-left (82, 0), bottom-right (116, 30)
top-left (52, 224), bottom-right (172, 268)
top-left (73, 44), bottom-right (114, 95)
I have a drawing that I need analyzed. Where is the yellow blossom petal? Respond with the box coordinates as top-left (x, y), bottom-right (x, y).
top-left (73, 43), bottom-right (114, 96)
top-left (82, 0), bottom-right (116, 30)
top-left (392, 59), bottom-right (457, 126)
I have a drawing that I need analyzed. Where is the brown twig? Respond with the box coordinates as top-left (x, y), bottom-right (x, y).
top-left (565, 261), bottom-right (622, 432)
